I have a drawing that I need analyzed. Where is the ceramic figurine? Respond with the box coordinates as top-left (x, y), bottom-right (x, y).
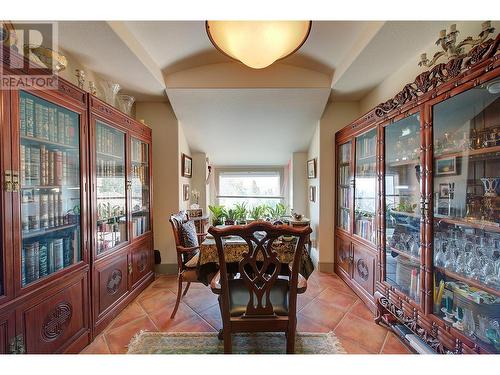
top-left (75, 69), bottom-right (85, 90)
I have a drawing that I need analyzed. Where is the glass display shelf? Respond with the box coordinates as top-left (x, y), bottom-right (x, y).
top-left (18, 91), bottom-right (82, 287)
top-left (354, 129), bottom-right (377, 243)
top-left (431, 78), bottom-right (499, 353)
top-left (131, 137), bottom-right (150, 238)
top-left (337, 141), bottom-right (352, 232)
top-left (95, 121), bottom-right (127, 254)
top-left (384, 113), bottom-right (422, 303)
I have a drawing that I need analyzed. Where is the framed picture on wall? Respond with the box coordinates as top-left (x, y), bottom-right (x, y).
top-left (309, 186), bottom-right (316, 202)
top-left (183, 184), bottom-right (190, 201)
top-left (436, 156), bottom-right (457, 176)
top-left (307, 158), bottom-right (317, 179)
top-left (182, 153), bottom-right (192, 178)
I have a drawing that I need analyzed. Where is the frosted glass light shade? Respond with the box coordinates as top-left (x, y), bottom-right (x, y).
top-left (206, 21), bottom-right (311, 69)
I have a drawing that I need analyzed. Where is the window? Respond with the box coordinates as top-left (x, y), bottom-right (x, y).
top-left (217, 169), bottom-right (284, 208)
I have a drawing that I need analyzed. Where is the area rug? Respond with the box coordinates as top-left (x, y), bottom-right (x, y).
top-left (127, 331), bottom-right (346, 354)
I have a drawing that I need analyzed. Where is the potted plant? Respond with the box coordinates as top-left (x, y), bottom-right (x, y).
top-left (248, 204), bottom-right (267, 222)
top-left (234, 202), bottom-right (248, 225)
top-left (208, 205), bottom-right (225, 226)
top-left (222, 208), bottom-right (237, 225)
top-left (268, 202), bottom-right (288, 221)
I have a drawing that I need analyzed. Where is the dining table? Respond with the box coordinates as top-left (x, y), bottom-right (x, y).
top-left (196, 233), bottom-right (315, 285)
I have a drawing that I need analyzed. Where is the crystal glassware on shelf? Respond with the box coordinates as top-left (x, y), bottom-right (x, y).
top-left (444, 239), bottom-right (457, 270)
top-left (99, 81), bottom-right (121, 107)
top-left (463, 308), bottom-right (476, 337)
top-left (117, 94), bottom-right (135, 116)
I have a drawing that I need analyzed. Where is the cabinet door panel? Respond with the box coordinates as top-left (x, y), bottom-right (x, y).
top-left (335, 236), bottom-right (352, 278)
top-left (131, 238), bottom-right (152, 288)
top-left (95, 253), bottom-right (128, 316)
top-left (0, 311), bottom-right (15, 354)
top-left (20, 273), bottom-right (88, 353)
top-left (352, 244), bottom-right (376, 295)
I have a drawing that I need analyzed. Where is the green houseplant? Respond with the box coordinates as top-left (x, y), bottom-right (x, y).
top-left (222, 208), bottom-right (238, 225)
top-left (208, 205), bottom-right (225, 226)
top-left (248, 204), bottom-right (267, 222)
top-left (267, 202), bottom-right (288, 220)
top-left (234, 202), bottom-right (248, 224)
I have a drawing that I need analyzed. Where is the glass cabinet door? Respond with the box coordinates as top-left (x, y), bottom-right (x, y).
top-left (384, 114), bottom-right (422, 302)
top-left (19, 91), bottom-right (82, 287)
top-left (131, 138), bottom-right (150, 238)
top-left (95, 121), bottom-right (127, 255)
top-left (432, 78), bottom-right (499, 353)
top-left (354, 129), bottom-right (377, 243)
top-left (337, 141), bottom-right (352, 232)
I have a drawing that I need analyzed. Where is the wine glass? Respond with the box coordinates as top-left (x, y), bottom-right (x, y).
top-left (463, 309), bottom-right (476, 337)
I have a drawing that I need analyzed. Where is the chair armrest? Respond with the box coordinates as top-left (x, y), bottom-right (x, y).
top-left (177, 245), bottom-right (199, 253)
top-left (288, 263), bottom-right (307, 294)
top-left (210, 271), bottom-right (222, 295)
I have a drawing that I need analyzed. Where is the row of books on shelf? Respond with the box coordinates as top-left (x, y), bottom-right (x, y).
top-left (339, 188), bottom-right (350, 209)
top-left (357, 134), bottom-right (376, 159)
top-left (21, 230), bottom-right (80, 286)
top-left (339, 144), bottom-right (351, 164)
top-left (97, 222), bottom-right (127, 253)
top-left (132, 215), bottom-right (149, 237)
top-left (20, 94), bottom-right (78, 146)
top-left (338, 209), bottom-right (350, 231)
top-left (21, 191), bottom-right (78, 233)
top-left (356, 160), bottom-right (376, 174)
top-left (97, 159), bottom-right (124, 177)
top-left (132, 140), bottom-right (148, 163)
top-left (338, 165), bottom-right (350, 186)
top-left (355, 215), bottom-right (375, 242)
top-left (20, 144), bottom-right (79, 187)
top-left (97, 124), bottom-right (123, 156)
top-left (132, 164), bottom-right (148, 185)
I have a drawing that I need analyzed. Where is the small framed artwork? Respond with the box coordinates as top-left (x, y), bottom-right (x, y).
top-left (182, 153), bottom-right (192, 178)
top-left (183, 184), bottom-right (190, 201)
top-left (438, 183), bottom-right (451, 199)
top-left (309, 186), bottom-right (316, 202)
top-left (436, 156), bottom-right (457, 176)
top-left (307, 158), bottom-right (317, 179)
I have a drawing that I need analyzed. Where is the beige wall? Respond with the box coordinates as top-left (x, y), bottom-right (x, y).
top-left (135, 102), bottom-right (179, 268)
top-left (178, 122), bottom-right (192, 211)
top-left (307, 123), bottom-right (320, 247)
top-left (291, 152), bottom-right (308, 216)
top-left (191, 152), bottom-right (209, 213)
top-left (307, 102), bottom-right (360, 272)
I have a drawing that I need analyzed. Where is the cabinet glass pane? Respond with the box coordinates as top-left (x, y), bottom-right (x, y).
top-left (432, 78), bottom-right (499, 352)
top-left (354, 129), bottom-right (376, 243)
top-left (384, 114), bottom-right (421, 303)
top-left (96, 121), bottom-right (127, 254)
top-left (19, 91), bottom-right (82, 287)
top-left (338, 141), bottom-right (352, 231)
top-left (131, 138), bottom-right (150, 238)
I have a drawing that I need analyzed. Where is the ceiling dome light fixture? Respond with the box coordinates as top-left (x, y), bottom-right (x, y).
top-left (206, 21), bottom-right (312, 69)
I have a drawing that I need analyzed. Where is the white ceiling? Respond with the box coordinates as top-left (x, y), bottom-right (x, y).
top-left (53, 21), bottom-right (496, 165)
top-left (168, 88), bottom-right (330, 165)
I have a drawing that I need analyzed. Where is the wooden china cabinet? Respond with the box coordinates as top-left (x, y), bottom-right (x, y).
top-left (335, 34), bottom-right (500, 354)
top-left (89, 96), bottom-right (154, 336)
top-left (0, 47), bottom-right (154, 352)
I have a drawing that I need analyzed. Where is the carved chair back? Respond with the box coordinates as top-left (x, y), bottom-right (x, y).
top-left (169, 211), bottom-right (194, 270)
top-left (208, 221), bottom-right (311, 318)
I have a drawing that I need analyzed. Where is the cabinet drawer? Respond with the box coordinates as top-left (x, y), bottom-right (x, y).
top-left (95, 254), bottom-right (129, 316)
top-left (335, 236), bottom-right (352, 278)
top-left (352, 244), bottom-right (376, 295)
top-left (19, 273), bottom-right (88, 353)
top-left (131, 238), bottom-right (153, 288)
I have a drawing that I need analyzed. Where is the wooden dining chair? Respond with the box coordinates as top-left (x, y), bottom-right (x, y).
top-left (169, 211), bottom-right (205, 319)
top-left (208, 221), bottom-right (312, 354)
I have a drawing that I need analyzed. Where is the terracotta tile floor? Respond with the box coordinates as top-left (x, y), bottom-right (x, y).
top-left (81, 271), bottom-right (412, 354)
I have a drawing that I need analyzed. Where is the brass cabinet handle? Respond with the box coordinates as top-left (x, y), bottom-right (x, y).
top-left (12, 171), bottom-right (19, 192)
top-left (4, 170), bottom-right (12, 192)
top-left (128, 262), bottom-right (133, 275)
